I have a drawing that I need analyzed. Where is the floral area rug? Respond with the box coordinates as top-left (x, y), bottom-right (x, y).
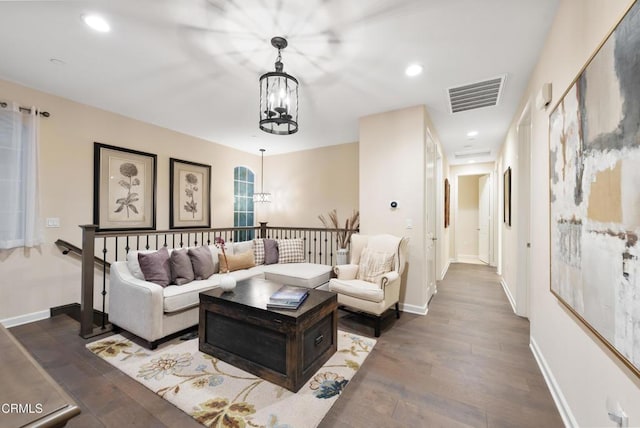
top-left (87, 331), bottom-right (375, 428)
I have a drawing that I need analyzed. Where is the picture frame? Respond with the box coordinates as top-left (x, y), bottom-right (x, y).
top-left (93, 143), bottom-right (157, 231)
top-left (169, 158), bottom-right (211, 229)
top-left (444, 178), bottom-right (450, 228)
top-left (549, 0), bottom-right (640, 378)
top-left (503, 167), bottom-right (511, 227)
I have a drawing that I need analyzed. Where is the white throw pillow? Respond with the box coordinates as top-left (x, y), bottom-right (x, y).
top-left (357, 248), bottom-right (394, 284)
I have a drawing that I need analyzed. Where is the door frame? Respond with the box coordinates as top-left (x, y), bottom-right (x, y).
top-left (515, 104), bottom-right (532, 318)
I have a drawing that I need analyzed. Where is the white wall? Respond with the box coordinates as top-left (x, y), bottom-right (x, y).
top-left (498, 0), bottom-right (640, 425)
top-left (456, 175), bottom-right (480, 259)
top-left (359, 105), bottom-right (428, 314)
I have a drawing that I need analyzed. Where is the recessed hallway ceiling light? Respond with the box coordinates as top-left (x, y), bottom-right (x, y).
top-left (405, 64), bottom-right (423, 77)
top-left (467, 160), bottom-right (476, 164)
top-left (82, 14), bottom-right (110, 33)
top-left (467, 130), bottom-right (479, 138)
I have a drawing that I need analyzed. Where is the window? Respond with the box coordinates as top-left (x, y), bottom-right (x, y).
top-left (233, 166), bottom-right (254, 242)
top-left (0, 103), bottom-right (42, 249)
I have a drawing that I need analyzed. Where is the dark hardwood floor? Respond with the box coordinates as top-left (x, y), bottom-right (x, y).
top-left (10, 263), bottom-right (562, 428)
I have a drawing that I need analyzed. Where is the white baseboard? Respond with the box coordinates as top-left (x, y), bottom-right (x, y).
top-left (456, 255), bottom-right (486, 265)
top-left (530, 337), bottom-right (577, 428)
top-left (440, 259), bottom-right (451, 280)
top-left (1, 310), bottom-right (50, 328)
top-left (500, 278), bottom-right (517, 314)
top-left (400, 302), bottom-right (428, 316)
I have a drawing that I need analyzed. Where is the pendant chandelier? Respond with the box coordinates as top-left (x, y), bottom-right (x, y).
top-left (253, 149), bottom-right (271, 203)
top-left (259, 36), bottom-right (299, 135)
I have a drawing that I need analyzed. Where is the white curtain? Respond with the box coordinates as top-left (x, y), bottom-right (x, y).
top-left (0, 101), bottom-right (42, 249)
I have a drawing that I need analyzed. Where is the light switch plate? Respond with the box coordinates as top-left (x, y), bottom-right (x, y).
top-left (46, 217), bottom-right (60, 228)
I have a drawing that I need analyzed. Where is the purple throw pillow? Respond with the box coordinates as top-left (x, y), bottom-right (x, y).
top-left (264, 239), bottom-right (279, 265)
top-left (170, 248), bottom-right (195, 285)
top-left (138, 247), bottom-right (171, 287)
top-left (188, 246), bottom-right (215, 280)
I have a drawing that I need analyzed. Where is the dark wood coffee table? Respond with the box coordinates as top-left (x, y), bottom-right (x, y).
top-left (199, 277), bottom-right (338, 392)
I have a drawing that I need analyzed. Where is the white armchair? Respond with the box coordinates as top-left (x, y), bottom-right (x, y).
top-left (329, 234), bottom-right (407, 336)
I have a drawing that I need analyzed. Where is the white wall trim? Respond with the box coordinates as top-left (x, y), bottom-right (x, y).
top-left (400, 302), bottom-right (428, 315)
top-left (440, 259), bottom-right (451, 280)
top-left (456, 255), bottom-right (484, 265)
top-left (500, 277), bottom-right (517, 314)
top-left (530, 337), bottom-right (578, 428)
top-left (1, 310), bottom-right (50, 328)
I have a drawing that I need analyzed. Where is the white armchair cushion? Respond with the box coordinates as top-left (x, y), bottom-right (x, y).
top-left (356, 248), bottom-right (394, 284)
top-left (334, 264), bottom-right (359, 280)
top-left (329, 278), bottom-right (384, 303)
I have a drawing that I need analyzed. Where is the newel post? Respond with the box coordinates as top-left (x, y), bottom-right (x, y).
top-left (259, 222), bottom-right (268, 239)
top-left (79, 224), bottom-right (97, 337)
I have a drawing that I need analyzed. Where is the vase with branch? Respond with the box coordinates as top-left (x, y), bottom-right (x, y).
top-left (318, 209), bottom-right (359, 265)
top-left (214, 236), bottom-right (235, 291)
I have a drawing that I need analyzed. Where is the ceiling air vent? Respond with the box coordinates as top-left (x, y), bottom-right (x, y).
top-left (448, 75), bottom-right (505, 113)
top-left (454, 149), bottom-right (491, 159)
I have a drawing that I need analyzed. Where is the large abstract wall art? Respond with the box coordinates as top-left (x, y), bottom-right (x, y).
top-left (549, 0), bottom-right (640, 377)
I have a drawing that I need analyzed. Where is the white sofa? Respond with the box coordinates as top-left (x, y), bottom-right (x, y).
top-left (109, 239), bottom-right (333, 348)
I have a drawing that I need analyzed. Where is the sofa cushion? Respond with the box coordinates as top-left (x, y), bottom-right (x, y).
top-left (357, 248), bottom-right (394, 284)
top-left (188, 246), bottom-right (215, 280)
top-left (229, 265), bottom-right (266, 282)
top-left (263, 263), bottom-right (332, 289)
top-left (162, 278), bottom-right (219, 313)
top-left (253, 239), bottom-right (265, 265)
top-left (277, 239), bottom-right (305, 264)
top-left (232, 240), bottom-right (253, 255)
top-left (170, 248), bottom-right (195, 285)
top-left (126, 250), bottom-right (156, 280)
top-left (219, 249), bottom-right (256, 273)
top-left (138, 247), bottom-right (171, 287)
top-left (264, 239), bottom-right (279, 264)
top-left (329, 278), bottom-right (384, 303)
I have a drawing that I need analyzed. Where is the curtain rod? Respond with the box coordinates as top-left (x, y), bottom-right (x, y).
top-left (0, 101), bottom-right (50, 117)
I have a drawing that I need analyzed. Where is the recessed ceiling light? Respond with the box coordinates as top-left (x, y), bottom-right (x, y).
top-left (467, 130), bottom-right (479, 138)
top-left (405, 64), bottom-right (423, 77)
top-left (82, 14), bottom-right (110, 32)
top-left (467, 160), bottom-right (476, 164)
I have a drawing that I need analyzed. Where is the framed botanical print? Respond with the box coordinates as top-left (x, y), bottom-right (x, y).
top-left (169, 158), bottom-right (211, 229)
top-left (93, 143), bottom-right (157, 231)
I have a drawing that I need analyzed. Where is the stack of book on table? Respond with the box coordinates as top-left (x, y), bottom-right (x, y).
top-left (266, 285), bottom-right (309, 310)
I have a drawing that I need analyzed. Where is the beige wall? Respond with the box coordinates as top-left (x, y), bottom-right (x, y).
top-left (359, 105), bottom-right (429, 313)
top-left (456, 175), bottom-right (480, 258)
top-left (449, 163), bottom-right (495, 262)
top-left (0, 78), bottom-right (358, 321)
top-left (261, 143), bottom-right (359, 227)
top-left (497, 0), bottom-right (640, 425)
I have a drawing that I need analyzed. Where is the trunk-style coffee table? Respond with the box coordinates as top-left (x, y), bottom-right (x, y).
top-left (199, 277), bottom-right (338, 392)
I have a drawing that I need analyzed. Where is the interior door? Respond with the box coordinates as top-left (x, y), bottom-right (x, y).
top-left (425, 130), bottom-right (437, 302)
top-left (478, 174), bottom-right (490, 264)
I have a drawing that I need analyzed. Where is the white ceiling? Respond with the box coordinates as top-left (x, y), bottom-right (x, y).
top-left (0, 0), bottom-right (558, 163)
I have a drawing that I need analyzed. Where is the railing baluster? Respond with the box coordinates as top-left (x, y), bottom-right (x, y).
top-left (101, 237), bottom-right (108, 329)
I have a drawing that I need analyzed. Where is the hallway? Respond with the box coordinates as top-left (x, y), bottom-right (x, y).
top-left (322, 263), bottom-right (563, 427)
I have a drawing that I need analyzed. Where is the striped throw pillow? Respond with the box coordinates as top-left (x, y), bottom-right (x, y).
top-left (357, 248), bottom-right (394, 284)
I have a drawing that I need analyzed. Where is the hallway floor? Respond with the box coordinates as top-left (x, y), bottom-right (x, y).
top-left (10, 263), bottom-right (563, 427)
